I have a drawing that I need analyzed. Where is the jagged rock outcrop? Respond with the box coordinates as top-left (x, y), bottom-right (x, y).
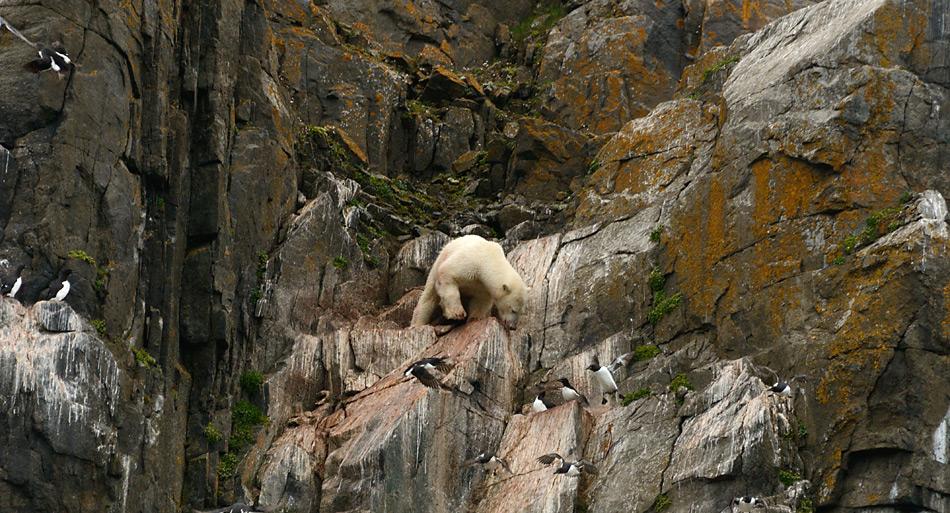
top-left (0, 0), bottom-right (947, 512)
top-left (0, 300), bottom-right (188, 512)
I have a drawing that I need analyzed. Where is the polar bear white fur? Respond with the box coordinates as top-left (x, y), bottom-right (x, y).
top-left (411, 235), bottom-right (527, 329)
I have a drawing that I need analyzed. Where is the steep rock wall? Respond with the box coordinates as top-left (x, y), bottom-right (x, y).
top-left (0, 0), bottom-right (947, 512)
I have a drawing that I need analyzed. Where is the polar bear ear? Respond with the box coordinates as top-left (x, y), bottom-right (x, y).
top-left (502, 283), bottom-right (511, 294)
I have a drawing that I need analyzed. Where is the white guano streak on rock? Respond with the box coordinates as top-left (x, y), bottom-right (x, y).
top-left (121, 454), bottom-right (132, 513)
top-left (669, 361), bottom-right (790, 483)
top-left (934, 405), bottom-right (949, 464)
top-left (0, 301), bottom-right (122, 454)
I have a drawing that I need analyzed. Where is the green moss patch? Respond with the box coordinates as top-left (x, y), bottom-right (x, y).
top-left (621, 388), bottom-right (652, 406)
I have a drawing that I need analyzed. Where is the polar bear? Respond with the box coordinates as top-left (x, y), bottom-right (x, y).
top-left (411, 235), bottom-right (527, 329)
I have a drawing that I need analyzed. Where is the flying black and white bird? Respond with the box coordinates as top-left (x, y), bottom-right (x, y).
top-left (732, 496), bottom-right (767, 512)
top-left (536, 453), bottom-right (598, 477)
top-left (2, 265), bottom-right (25, 298)
top-left (194, 503), bottom-right (264, 513)
top-left (404, 357), bottom-right (453, 389)
top-left (51, 269), bottom-right (72, 301)
top-left (531, 391), bottom-right (549, 413)
top-left (556, 378), bottom-right (589, 406)
top-left (463, 452), bottom-right (512, 474)
top-left (25, 43), bottom-right (74, 76)
top-left (0, 16), bottom-right (74, 77)
top-left (606, 352), bottom-right (634, 373)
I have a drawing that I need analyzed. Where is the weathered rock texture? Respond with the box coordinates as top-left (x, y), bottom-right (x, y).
top-left (0, 0), bottom-right (947, 512)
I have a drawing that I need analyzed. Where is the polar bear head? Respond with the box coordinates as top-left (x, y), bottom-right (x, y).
top-left (496, 279), bottom-right (527, 329)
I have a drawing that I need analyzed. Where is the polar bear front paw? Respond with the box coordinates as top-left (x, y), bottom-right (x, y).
top-left (443, 305), bottom-right (466, 320)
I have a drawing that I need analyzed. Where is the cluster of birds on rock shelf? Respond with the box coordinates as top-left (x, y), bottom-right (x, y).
top-left (403, 351), bottom-right (803, 512)
top-left (1, 264), bottom-right (73, 303)
top-left (0, 15), bottom-right (74, 76)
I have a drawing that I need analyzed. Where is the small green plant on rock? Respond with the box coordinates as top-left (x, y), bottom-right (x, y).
top-left (701, 55), bottom-right (740, 84)
top-left (240, 371), bottom-right (264, 396)
top-left (405, 99), bottom-right (436, 118)
top-left (652, 493), bottom-right (672, 512)
top-left (217, 452), bottom-right (239, 479)
top-left (648, 291), bottom-right (682, 325)
top-left (669, 373), bottom-right (693, 392)
top-left (91, 319), bottom-right (107, 337)
top-left (229, 400), bottom-right (268, 451)
top-left (796, 497), bottom-right (815, 513)
top-left (588, 159), bottom-right (600, 174)
top-left (332, 256), bottom-right (349, 270)
top-left (621, 388), bottom-right (652, 406)
top-left (204, 423), bottom-right (222, 444)
top-left (797, 421), bottom-right (808, 440)
top-left (256, 251), bottom-right (268, 280)
top-left (778, 468), bottom-right (802, 486)
top-left (67, 249), bottom-right (96, 266)
top-left (841, 234), bottom-right (859, 254)
top-left (511, 1), bottom-right (566, 44)
top-left (133, 347), bottom-right (157, 368)
top-left (94, 266), bottom-right (109, 292)
top-left (648, 267), bottom-right (665, 293)
top-left (650, 226), bottom-right (663, 243)
top-left (633, 344), bottom-right (661, 362)
top-left (831, 255), bottom-right (846, 266)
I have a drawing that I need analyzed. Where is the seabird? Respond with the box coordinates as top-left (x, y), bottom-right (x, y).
top-left (0, 17), bottom-right (74, 77)
top-left (463, 452), bottom-right (512, 474)
top-left (732, 496), bottom-right (767, 512)
top-left (586, 361), bottom-right (620, 405)
top-left (404, 357), bottom-right (453, 390)
top-left (766, 375), bottom-right (805, 397)
top-left (531, 391), bottom-right (549, 413)
top-left (51, 269), bottom-right (72, 301)
top-left (607, 352), bottom-right (634, 373)
top-left (556, 378), bottom-right (589, 406)
top-left (24, 43), bottom-right (73, 76)
top-left (768, 381), bottom-right (792, 396)
top-left (537, 453), bottom-right (598, 477)
top-left (3, 265), bottom-right (24, 298)
top-left (404, 356), bottom-right (452, 376)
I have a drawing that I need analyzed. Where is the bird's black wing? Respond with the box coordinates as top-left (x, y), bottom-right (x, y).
top-left (536, 453), bottom-right (562, 465)
top-left (462, 453), bottom-right (489, 466)
top-left (24, 55), bottom-right (51, 73)
top-left (577, 460), bottom-right (599, 475)
top-left (608, 352), bottom-right (633, 373)
top-left (410, 365), bottom-right (447, 389)
top-left (430, 357), bottom-right (453, 373)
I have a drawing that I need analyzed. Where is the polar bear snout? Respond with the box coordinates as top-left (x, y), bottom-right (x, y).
top-left (499, 312), bottom-right (519, 330)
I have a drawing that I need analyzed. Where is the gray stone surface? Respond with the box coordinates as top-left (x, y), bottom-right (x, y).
top-left (0, 0), bottom-right (946, 512)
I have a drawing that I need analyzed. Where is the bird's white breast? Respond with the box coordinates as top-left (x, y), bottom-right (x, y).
top-left (594, 368), bottom-right (617, 390)
top-left (531, 398), bottom-right (547, 412)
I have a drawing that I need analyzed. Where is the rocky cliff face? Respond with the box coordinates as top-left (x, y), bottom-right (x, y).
top-left (0, 0), bottom-right (947, 512)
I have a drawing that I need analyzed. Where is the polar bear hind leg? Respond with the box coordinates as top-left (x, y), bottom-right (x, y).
top-left (411, 285), bottom-right (439, 326)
